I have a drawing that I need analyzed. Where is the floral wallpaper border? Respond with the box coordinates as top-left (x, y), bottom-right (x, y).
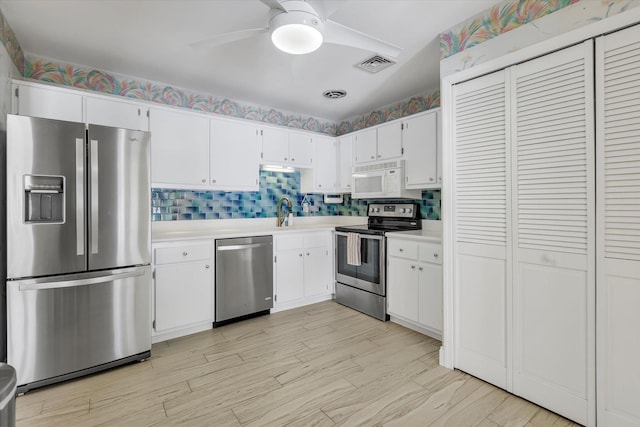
top-left (336, 88), bottom-right (441, 136)
top-left (25, 56), bottom-right (338, 135)
top-left (0, 7), bottom-right (24, 74)
top-left (439, 0), bottom-right (580, 59)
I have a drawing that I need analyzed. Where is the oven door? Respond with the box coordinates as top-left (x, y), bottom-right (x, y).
top-left (335, 232), bottom-right (385, 295)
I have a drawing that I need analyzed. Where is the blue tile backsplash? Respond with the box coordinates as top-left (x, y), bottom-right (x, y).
top-left (152, 171), bottom-right (441, 221)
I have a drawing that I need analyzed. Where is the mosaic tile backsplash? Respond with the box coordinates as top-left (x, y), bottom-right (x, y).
top-left (152, 170), bottom-right (441, 222)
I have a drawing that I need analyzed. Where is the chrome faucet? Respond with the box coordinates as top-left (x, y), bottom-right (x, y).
top-left (277, 196), bottom-right (292, 227)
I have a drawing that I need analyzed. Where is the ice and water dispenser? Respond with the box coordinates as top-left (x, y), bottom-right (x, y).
top-left (23, 175), bottom-right (64, 223)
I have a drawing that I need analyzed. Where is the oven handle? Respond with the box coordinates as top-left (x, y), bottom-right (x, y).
top-left (334, 231), bottom-right (384, 241)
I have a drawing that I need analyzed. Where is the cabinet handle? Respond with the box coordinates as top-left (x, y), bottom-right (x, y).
top-left (411, 265), bottom-right (416, 270)
top-left (399, 248), bottom-right (404, 252)
top-left (211, 179), bottom-right (217, 184)
top-left (370, 155), bottom-right (375, 159)
top-left (433, 253), bottom-right (439, 258)
top-left (377, 154), bottom-right (381, 158)
top-left (306, 252), bottom-right (310, 256)
top-left (284, 157), bottom-right (288, 161)
top-left (299, 253), bottom-right (303, 257)
top-left (419, 266), bottom-right (423, 271)
top-left (291, 158), bottom-right (295, 161)
top-left (183, 252), bottom-right (188, 256)
top-left (347, 184), bottom-right (351, 188)
top-left (318, 184), bottom-right (322, 188)
top-left (438, 176), bottom-right (442, 182)
top-left (429, 177), bottom-right (434, 182)
top-left (202, 179), bottom-right (206, 183)
top-left (205, 265), bottom-right (210, 269)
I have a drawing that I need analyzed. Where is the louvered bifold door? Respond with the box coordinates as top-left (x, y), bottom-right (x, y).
top-left (596, 24), bottom-right (640, 427)
top-left (453, 69), bottom-right (511, 390)
top-left (511, 40), bottom-right (595, 427)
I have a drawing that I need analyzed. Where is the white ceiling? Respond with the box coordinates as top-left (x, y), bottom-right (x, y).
top-left (0, 0), bottom-right (500, 122)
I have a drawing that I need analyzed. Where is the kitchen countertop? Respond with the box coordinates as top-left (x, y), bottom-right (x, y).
top-left (152, 216), bottom-right (366, 242)
top-left (153, 217), bottom-right (443, 242)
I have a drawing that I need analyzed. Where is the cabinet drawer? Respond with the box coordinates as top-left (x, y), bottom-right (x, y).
top-left (155, 243), bottom-right (211, 265)
top-left (276, 236), bottom-right (304, 252)
top-left (304, 233), bottom-right (329, 248)
top-left (419, 242), bottom-right (442, 264)
top-left (387, 239), bottom-right (418, 259)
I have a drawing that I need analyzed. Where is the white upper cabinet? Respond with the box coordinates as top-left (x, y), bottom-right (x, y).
top-left (262, 128), bottom-right (315, 167)
top-left (337, 135), bottom-right (353, 192)
top-left (210, 118), bottom-right (260, 191)
top-left (149, 106), bottom-right (210, 188)
top-left (261, 126), bottom-right (290, 164)
top-left (403, 111), bottom-right (438, 189)
top-left (13, 82), bottom-right (83, 123)
top-left (85, 96), bottom-right (149, 131)
top-left (353, 127), bottom-right (377, 163)
top-left (288, 131), bottom-right (314, 167)
top-left (300, 135), bottom-right (336, 193)
top-left (376, 121), bottom-right (403, 160)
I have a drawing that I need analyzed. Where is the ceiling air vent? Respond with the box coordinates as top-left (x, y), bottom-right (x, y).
top-left (356, 55), bottom-right (396, 73)
top-left (323, 89), bottom-right (347, 99)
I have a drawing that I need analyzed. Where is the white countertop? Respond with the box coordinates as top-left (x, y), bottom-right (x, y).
top-left (152, 217), bottom-right (443, 242)
top-left (152, 216), bottom-right (366, 242)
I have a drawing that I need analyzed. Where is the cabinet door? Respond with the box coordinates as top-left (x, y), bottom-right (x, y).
top-left (303, 246), bottom-right (331, 297)
top-left (210, 118), bottom-right (260, 191)
top-left (453, 69), bottom-right (510, 389)
top-left (149, 107), bottom-right (210, 188)
top-left (261, 126), bottom-right (290, 164)
top-left (85, 96), bottom-right (148, 131)
top-left (275, 250), bottom-right (304, 304)
top-left (354, 128), bottom-right (377, 163)
top-left (404, 112), bottom-right (437, 188)
top-left (387, 257), bottom-right (419, 322)
top-left (376, 121), bottom-right (403, 161)
top-left (15, 83), bottom-right (83, 122)
top-left (289, 131), bottom-right (314, 166)
top-left (418, 262), bottom-right (443, 333)
top-left (314, 136), bottom-right (337, 191)
top-left (511, 41), bottom-right (594, 426)
top-left (154, 261), bottom-right (212, 332)
top-left (337, 135), bottom-right (353, 192)
top-left (596, 25), bottom-right (640, 427)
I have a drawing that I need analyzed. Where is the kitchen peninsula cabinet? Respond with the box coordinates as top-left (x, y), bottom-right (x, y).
top-left (273, 232), bottom-right (332, 311)
top-left (387, 236), bottom-right (442, 339)
top-left (152, 240), bottom-right (214, 343)
top-left (12, 81), bottom-right (83, 123)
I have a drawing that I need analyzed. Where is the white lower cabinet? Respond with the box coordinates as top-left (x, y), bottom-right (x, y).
top-left (273, 232), bottom-right (333, 311)
top-left (387, 236), bottom-right (442, 339)
top-left (152, 240), bottom-right (214, 342)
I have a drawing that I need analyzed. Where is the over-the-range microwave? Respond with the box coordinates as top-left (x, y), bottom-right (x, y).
top-left (351, 160), bottom-right (422, 199)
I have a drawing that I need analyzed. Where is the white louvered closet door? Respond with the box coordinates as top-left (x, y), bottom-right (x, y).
top-left (453, 69), bottom-right (511, 389)
top-left (596, 25), bottom-right (640, 427)
top-left (511, 41), bottom-right (595, 426)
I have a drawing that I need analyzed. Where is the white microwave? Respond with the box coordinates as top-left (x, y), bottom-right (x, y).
top-left (351, 160), bottom-right (422, 199)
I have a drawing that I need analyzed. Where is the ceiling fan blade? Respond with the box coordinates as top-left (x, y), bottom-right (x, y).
top-left (259, 0), bottom-right (290, 12)
top-left (190, 28), bottom-right (269, 50)
top-left (323, 19), bottom-right (402, 58)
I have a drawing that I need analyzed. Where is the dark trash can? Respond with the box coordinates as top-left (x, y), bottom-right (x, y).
top-left (0, 364), bottom-right (16, 427)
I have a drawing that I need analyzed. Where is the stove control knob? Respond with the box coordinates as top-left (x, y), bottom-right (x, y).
top-left (374, 207), bottom-right (380, 213)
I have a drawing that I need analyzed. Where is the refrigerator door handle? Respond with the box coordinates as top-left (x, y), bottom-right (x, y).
top-left (90, 139), bottom-right (99, 254)
top-left (16, 268), bottom-right (146, 291)
top-left (76, 138), bottom-right (85, 256)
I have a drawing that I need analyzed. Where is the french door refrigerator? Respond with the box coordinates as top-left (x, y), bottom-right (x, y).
top-left (4, 114), bottom-right (152, 393)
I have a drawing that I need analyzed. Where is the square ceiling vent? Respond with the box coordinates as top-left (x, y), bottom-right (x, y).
top-left (356, 55), bottom-right (396, 73)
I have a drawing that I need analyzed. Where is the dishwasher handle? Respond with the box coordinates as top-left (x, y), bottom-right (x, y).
top-left (217, 242), bottom-right (271, 251)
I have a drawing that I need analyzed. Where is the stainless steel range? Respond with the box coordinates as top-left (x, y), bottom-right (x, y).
top-left (335, 202), bottom-right (421, 320)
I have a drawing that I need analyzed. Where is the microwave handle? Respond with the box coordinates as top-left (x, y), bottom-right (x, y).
top-left (381, 171), bottom-right (387, 193)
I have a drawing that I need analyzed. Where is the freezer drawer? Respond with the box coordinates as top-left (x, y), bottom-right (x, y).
top-left (7, 266), bottom-right (152, 390)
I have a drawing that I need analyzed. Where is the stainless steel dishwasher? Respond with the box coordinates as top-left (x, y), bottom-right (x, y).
top-left (214, 235), bottom-right (273, 326)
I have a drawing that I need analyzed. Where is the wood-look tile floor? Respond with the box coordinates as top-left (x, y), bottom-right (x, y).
top-left (16, 301), bottom-right (580, 426)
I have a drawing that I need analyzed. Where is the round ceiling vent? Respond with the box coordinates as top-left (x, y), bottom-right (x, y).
top-left (323, 89), bottom-right (347, 99)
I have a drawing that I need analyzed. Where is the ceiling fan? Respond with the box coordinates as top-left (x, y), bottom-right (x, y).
top-left (190, 0), bottom-right (402, 57)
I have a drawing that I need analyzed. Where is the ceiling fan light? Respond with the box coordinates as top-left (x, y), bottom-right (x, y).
top-left (270, 11), bottom-right (323, 55)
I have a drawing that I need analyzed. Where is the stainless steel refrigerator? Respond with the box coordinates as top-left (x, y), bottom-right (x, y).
top-left (4, 114), bottom-right (152, 393)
